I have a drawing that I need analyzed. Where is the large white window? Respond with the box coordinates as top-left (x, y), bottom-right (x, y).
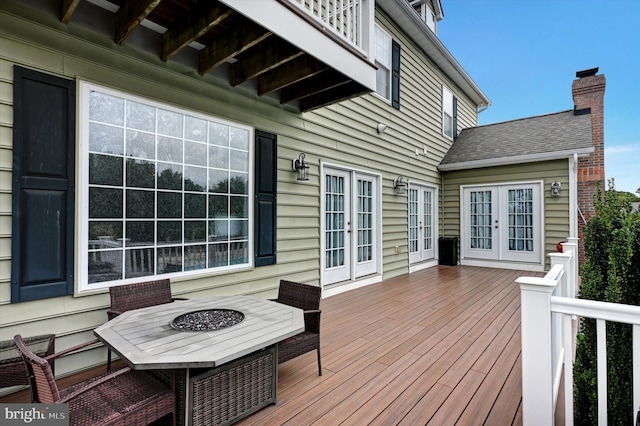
top-left (374, 25), bottom-right (392, 101)
top-left (79, 83), bottom-right (252, 290)
top-left (443, 86), bottom-right (454, 139)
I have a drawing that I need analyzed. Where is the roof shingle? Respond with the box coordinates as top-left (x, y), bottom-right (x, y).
top-left (439, 110), bottom-right (593, 170)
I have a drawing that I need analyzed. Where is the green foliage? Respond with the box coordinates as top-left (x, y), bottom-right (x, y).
top-left (574, 180), bottom-right (640, 425)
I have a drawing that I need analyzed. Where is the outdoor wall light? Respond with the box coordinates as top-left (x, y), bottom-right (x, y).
top-left (550, 180), bottom-right (562, 197)
top-left (292, 153), bottom-right (310, 181)
top-left (377, 123), bottom-right (388, 133)
top-left (393, 176), bottom-right (406, 195)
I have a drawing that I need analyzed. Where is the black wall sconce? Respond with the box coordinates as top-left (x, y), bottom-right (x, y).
top-left (292, 153), bottom-right (309, 181)
top-left (550, 180), bottom-right (561, 197)
top-left (393, 176), bottom-right (406, 195)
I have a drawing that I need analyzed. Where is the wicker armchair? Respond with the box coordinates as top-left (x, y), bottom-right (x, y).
top-left (0, 334), bottom-right (55, 402)
top-left (14, 334), bottom-right (175, 426)
top-left (106, 279), bottom-right (184, 370)
top-left (273, 280), bottom-right (322, 376)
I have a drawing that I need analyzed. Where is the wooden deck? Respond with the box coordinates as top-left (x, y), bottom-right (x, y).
top-left (1, 265), bottom-right (542, 425)
top-left (240, 265), bottom-right (542, 426)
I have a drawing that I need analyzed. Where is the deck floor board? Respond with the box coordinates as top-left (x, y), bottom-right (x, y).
top-left (1, 265), bottom-right (542, 425)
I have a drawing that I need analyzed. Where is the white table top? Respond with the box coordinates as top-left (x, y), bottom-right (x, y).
top-left (94, 295), bottom-right (304, 370)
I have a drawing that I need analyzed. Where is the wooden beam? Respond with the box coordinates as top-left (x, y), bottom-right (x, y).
top-left (280, 70), bottom-right (351, 104)
top-left (229, 38), bottom-right (303, 87)
top-left (199, 24), bottom-right (272, 75)
top-left (161, 3), bottom-right (233, 62)
top-left (257, 55), bottom-right (328, 96)
top-left (60, 0), bottom-right (81, 24)
top-left (299, 81), bottom-right (370, 112)
top-left (115, 0), bottom-right (161, 45)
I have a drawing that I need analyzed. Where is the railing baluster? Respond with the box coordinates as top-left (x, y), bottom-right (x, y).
top-left (357, 0), bottom-right (362, 47)
top-left (284, 0), bottom-right (365, 52)
top-left (634, 324), bottom-right (640, 423)
top-left (597, 319), bottom-right (608, 425)
top-left (346, 0), bottom-right (351, 41)
top-left (563, 313), bottom-right (574, 426)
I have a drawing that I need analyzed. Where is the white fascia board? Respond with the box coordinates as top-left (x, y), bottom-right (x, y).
top-left (438, 147), bottom-right (595, 171)
top-left (220, 0), bottom-right (377, 92)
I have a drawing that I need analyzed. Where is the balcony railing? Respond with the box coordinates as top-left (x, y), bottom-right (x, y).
top-left (287, 0), bottom-right (367, 54)
top-left (518, 239), bottom-right (640, 425)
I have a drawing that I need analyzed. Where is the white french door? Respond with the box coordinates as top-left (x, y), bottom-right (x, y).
top-left (323, 168), bottom-right (379, 285)
top-left (408, 184), bottom-right (436, 264)
top-left (464, 187), bottom-right (499, 260)
top-left (462, 183), bottom-right (541, 264)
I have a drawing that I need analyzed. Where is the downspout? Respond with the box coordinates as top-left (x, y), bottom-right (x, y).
top-left (440, 171), bottom-right (445, 238)
top-left (569, 153), bottom-right (578, 238)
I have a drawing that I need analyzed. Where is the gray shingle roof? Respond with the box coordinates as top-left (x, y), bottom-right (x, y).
top-left (439, 110), bottom-right (593, 170)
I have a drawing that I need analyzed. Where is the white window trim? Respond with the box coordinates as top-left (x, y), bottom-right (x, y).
top-left (373, 24), bottom-right (392, 104)
top-left (442, 85), bottom-right (454, 140)
top-left (77, 81), bottom-right (254, 293)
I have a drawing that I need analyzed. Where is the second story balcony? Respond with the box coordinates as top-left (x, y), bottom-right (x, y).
top-left (49, 0), bottom-right (377, 111)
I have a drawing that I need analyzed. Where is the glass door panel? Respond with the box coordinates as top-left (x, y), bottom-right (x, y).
top-left (324, 170), bottom-right (351, 284)
top-left (464, 187), bottom-right (498, 260)
top-left (409, 184), bottom-right (436, 264)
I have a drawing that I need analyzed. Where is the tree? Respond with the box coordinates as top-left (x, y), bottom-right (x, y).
top-left (574, 179), bottom-right (640, 425)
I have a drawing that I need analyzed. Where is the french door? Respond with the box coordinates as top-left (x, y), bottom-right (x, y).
top-left (463, 183), bottom-right (541, 264)
top-left (408, 184), bottom-right (436, 264)
top-left (323, 168), bottom-right (379, 285)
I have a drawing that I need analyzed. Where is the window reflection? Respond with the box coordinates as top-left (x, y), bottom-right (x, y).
top-left (87, 87), bottom-right (251, 285)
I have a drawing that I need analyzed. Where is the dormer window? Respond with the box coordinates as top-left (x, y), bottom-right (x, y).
top-left (410, 0), bottom-right (442, 34)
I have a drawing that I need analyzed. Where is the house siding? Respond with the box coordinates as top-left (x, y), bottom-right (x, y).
top-left (442, 159), bottom-right (571, 269)
top-left (0, 4), bottom-right (482, 380)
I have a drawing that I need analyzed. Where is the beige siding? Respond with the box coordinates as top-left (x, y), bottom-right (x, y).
top-left (442, 160), bottom-right (571, 269)
top-left (0, 4), bottom-right (483, 379)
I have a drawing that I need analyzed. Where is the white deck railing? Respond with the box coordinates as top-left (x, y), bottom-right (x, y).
top-left (287, 0), bottom-right (369, 53)
top-left (518, 238), bottom-right (640, 425)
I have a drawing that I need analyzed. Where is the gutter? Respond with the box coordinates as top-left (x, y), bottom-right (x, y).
top-left (438, 147), bottom-right (594, 172)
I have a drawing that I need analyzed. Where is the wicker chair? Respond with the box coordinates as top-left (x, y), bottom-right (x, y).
top-left (273, 280), bottom-right (322, 376)
top-left (106, 279), bottom-right (184, 370)
top-left (0, 334), bottom-right (55, 402)
top-left (14, 334), bottom-right (175, 426)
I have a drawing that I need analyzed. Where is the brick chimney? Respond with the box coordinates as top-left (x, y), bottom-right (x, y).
top-left (572, 67), bottom-right (605, 264)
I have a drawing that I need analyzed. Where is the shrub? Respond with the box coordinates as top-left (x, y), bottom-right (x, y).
top-left (574, 180), bottom-right (640, 425)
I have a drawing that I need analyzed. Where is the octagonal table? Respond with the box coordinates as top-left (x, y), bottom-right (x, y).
top-left (94, 295), bottom-right (304, 426)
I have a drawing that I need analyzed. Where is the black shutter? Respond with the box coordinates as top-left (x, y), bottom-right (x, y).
top-left (11, 67), bottom-right (75, 302)
top-left (391, 40), bottom-right (401, 110)
top-left (453, 96), bottom-right (458, 139)
top-left (254, 130), bottom-right (277, 266)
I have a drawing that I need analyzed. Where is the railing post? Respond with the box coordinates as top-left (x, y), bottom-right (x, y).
top-left (563, 239), bottom-right (579, 298)
top-left (549, 252), bottom-right (571, 298)
top-left (518, 275), bottom-right (558, 426)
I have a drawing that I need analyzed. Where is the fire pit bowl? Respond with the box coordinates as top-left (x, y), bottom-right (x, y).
top-left (170, 309), bottom-right (245, 332)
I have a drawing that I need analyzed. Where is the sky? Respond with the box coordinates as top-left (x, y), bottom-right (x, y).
top-left (437, 0), bottom-right (640, 195)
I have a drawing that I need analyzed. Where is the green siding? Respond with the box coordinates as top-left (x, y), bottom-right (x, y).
top-left (442, 159), bottom-right (571, 269)
top-left (0, 4), bottom-right (484, 379)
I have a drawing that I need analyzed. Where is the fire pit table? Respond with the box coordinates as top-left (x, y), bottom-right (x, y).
top-left (94, 295), bottom-right (304, 426)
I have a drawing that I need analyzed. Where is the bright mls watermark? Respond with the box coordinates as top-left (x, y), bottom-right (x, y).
top-left (1, 404), bottom-right (68, 425)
